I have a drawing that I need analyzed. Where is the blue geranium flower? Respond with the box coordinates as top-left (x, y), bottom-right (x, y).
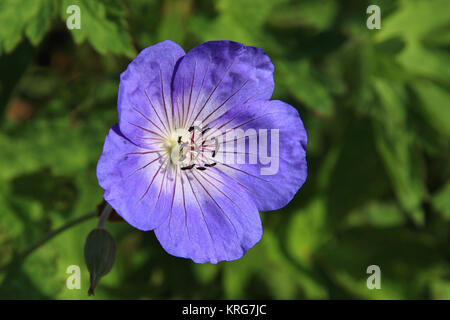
top-left (97, 40), bottom-right (307, 263)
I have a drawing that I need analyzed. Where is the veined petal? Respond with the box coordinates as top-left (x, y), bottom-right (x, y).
top-left (171, 41), bottom-right (274, 129)
top-left (154, 168), bottom-right (262, 264)
top-left (118, 40), bottom-right (185, 148)
top-left (206, 100), bottom-right (307, 211)
top-left (97, 125), bottom-right (175, 230)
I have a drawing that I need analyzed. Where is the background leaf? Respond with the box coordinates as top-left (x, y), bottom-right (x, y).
top-left (0, 0), bottom-right (58, 53)
top-left (61, 0), bottom-right (136, 57)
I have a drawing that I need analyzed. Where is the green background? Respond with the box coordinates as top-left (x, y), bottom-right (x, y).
top-left (0, 0), bottom-right (449, 299)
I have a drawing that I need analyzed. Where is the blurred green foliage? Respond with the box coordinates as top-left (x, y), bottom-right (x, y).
top-left (0, 0), bottom-right (449, 299)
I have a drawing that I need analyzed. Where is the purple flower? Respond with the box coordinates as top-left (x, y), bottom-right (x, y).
top-left (97, 40), bottom-right (307, 263)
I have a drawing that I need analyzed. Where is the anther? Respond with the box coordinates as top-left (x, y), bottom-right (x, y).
top-left (188, 126), bottom-right (194, 132)
top-left (204, 163), bottom-right (216, 167)
top-left (201, 128), bottom-right (210, 135)
top-left (196, 166), bottom-right (206, 171)
top-left (181, 164), bottom-right (195, 170)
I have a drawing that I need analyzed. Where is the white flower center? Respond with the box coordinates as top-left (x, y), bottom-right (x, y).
top-left (162, 126), bottom-right (217, 171)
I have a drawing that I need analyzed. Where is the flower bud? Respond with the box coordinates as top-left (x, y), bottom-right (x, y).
top-left (84, 228), bottom-right (116, 295)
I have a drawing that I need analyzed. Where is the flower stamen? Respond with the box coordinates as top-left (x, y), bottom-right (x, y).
top-left (164, 124), bottom-right (219, 171)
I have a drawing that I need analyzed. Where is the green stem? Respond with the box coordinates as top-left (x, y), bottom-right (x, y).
top-left (97, 204), bottom-right (113, 229)
top-left (19, 211), bottom-right (97, 259)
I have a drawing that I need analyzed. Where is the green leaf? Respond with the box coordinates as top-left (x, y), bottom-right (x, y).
top-left (345, 201), bottom-right (406, 228)
top-left (372, 78), bottom-right (427, 226)
top-left (287, 198), bottom-right (328, 266)
top-left (432, 182), bottom-right (450, 220)
top-left (223, 230), bottom-right (327, 299)
top-left (61, 0), bottom-right (136, 57)
top-left (25, 0), bottom-right (58, 45)
top-left (193, 263), bottom-right (219, 285)
top-left (325, 118), bottom-right (390, 224)
top-left (0, 0), bottom-right (58, 53)
top-left (157, 0), bottom-right (191, 46)
top-left (268, 0), bottom-right (338, 31)
top-left (411, 80), bottom-right (450, 139)
top-left (189, 0), bottom-right (288, 46)
top-left (277, 60), bottom-right (334, 116)
top-left (430, 279), bottom-right (450, 299)
top-left (377, 0), bottom-right (450, 81)
top-left (316, 226), bottom-right (443, 299)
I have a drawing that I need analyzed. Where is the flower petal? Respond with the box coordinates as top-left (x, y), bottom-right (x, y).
top-left (206, 100), bottom-right (307, 211)
top-left (118, 40), bottom-right (185, 147)
top-left (154, 168), bottom-right (262, 264)
top-left (171, 40), bottom-right (274, 129)
top-left (97, 125), bottom-right (175, 230)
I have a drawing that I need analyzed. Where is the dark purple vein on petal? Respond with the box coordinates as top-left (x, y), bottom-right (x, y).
top-left (144, 89), bottom-right (169, 135)
top-left (135, 136), bottom-right (165, 141)
top-left (180, 172), bottom-right (192, 242)
top-left (203, 169), bottom-right (257, 198)
top-left (219, 133), bottom-right (258, 145)
top-left (191, 171), bottom-right (239, 238)
top-left (128, 122), bottom-right (165, 140)
top-left (216, 150), bottom-right (259, 157)
top-left (213, 161), bottom-right (269, 182)
top-left (159, 67), bottom-right (172, 132)
top-left (243, 91), bottom-right (260, 104)
top-left (125, 150), bottom-right (164, 156)
top-left (203, 112), bottom-right (280, 143)
top-left (168, 168), bottom-right (178, 242)
top-left (179, 78), bottom-right (185, 129)
top-left (131, 105), bottom-right (166, 137)
top-left (157, 161), bottom-right (169, 204)
top-left (185, 171), bottom-right (217, 258)
top-left (170, 57), bottom-right (178, 129)
top-left (230, 112), bottom-right (280, 131)
top-left (192, 58), bottom-right (238, 124)
top-left (131, 140), bottom-right (163, 148)
top-left (139, 160), bottom-right (166, 201)
top-left (201, 80), bottom-right (249, 124)
top-left (198, 170), bottom-right (252, 227)
top-left (202, 133), bottom-right (259, 151)
top-left (187, 58), bottom-right (211, 127)
top-left (200, 108), bottom-right (248, 142)
top-left (127, 154), bottom-right (165, 178)
top-left (183, 59), bottom-right (197, 128)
